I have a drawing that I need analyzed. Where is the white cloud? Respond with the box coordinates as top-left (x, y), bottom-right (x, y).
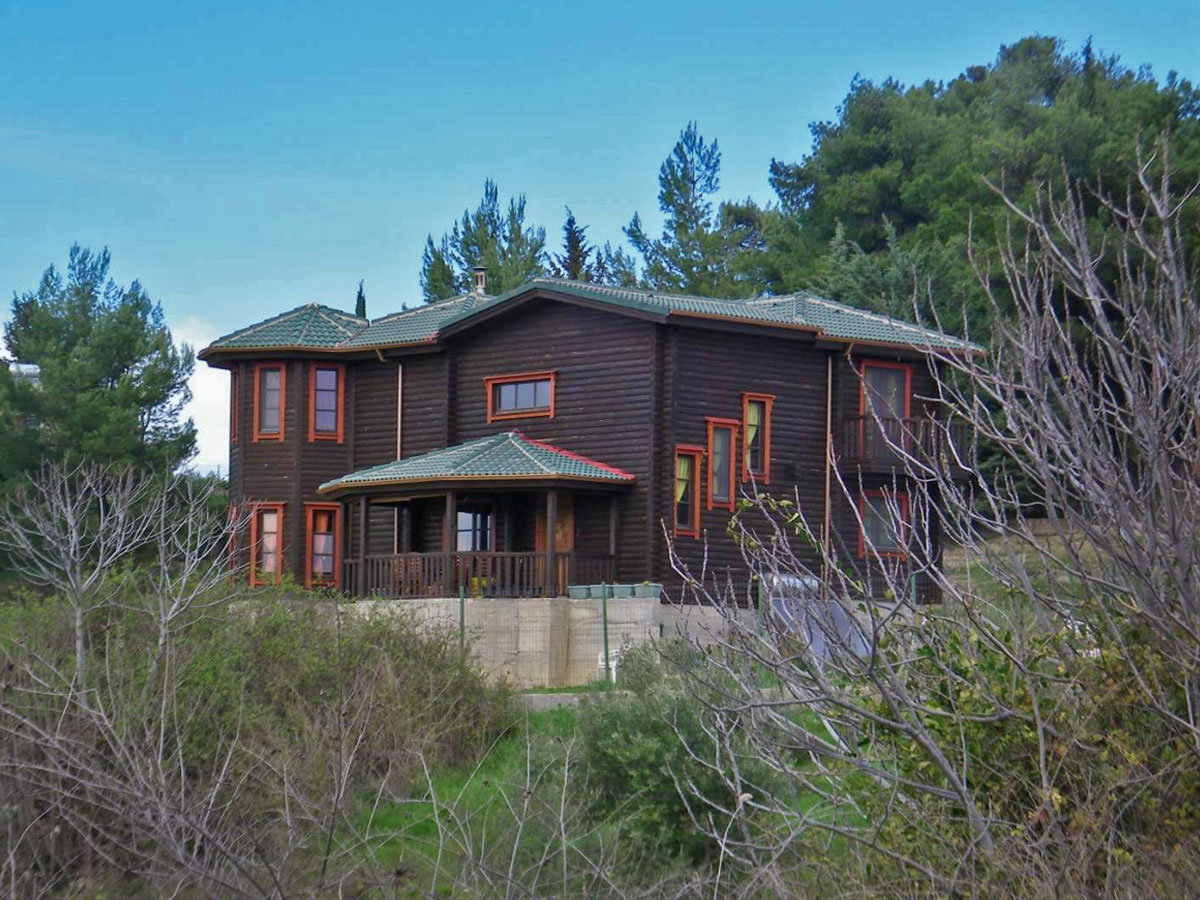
top-left (173, 314), bottom-right (228, 474)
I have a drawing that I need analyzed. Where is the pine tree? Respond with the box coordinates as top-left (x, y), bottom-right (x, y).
top-left (623, 122), bottom-right (767, 298)
top-left (419, 180), bottom-right (547, 302)
top-left (355, 279), bottom-right (367, 318)
top-left (0, 245), bottom-right (196, 482)
top-left (549, 208), bottom-right (595, 280)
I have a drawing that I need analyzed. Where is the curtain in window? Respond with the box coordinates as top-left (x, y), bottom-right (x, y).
top-left (675, 454), bottom-right (693, 502)
top-left (745, 401), bottom-right (762, 465)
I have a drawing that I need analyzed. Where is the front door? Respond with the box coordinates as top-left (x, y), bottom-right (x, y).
top-left (861, 364), bottom-right (909, 459)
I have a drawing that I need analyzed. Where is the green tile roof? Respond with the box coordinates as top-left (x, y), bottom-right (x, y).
top-left (318, 431), bottom-right (635, 494)
top-left (202, 279), bottom-right (977, 357)
top-left (202, 303), bottom-right (367, 351)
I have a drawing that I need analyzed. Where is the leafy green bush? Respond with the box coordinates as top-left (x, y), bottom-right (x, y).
top-left (576, 643), bottom-right (776, 863)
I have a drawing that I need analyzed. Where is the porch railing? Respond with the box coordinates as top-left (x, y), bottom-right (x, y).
top-left (839, 416), bottom-right (972, 473)
top-left (342, 551), bottom-right (616, 599)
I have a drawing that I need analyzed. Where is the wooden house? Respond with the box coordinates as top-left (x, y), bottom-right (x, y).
top-left (199, 275), bottom-right (974, 603)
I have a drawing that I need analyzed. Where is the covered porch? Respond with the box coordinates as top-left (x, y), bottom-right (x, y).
top-left (319, 432), bottom-right (634, 599)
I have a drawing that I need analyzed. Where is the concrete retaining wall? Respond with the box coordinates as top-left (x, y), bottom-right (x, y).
top-left (348, 595), bottom-right (662, 688)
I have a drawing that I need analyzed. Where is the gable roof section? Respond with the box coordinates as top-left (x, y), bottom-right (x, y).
top-left (318, 431), bottom-right (635, 495)
top-left (203, 302), bottom-right (367, 352)
top-left (201, 278), bottom-right (978, 359)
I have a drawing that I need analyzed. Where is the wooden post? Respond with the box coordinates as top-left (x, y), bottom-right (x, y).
top-left (443, 491), bottom-right (456, 596)
top-left (544, 490), bottom-right (557, 596)
top-left (356, 496), bottom-right (368, 597)
top-left (609, 494), bottom-right (620, 581)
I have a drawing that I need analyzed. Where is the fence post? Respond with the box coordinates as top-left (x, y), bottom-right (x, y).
top-left (601, 582), bottom-right (612, 683)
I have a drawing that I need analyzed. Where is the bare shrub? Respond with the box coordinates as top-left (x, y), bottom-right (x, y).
top-left (658, 135), bottom-right (1200, 898)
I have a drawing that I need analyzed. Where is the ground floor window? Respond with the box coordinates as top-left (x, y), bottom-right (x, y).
top-left (858, 491), bottom-right (909, 558)
top-left (250, 503), bottom-right (285, 586)
top-left (456, 507), bottom-right (493, 551)
top-left (674, 445), bottom-right (703, 537)
top-left (305, 503), bottom-right (341, 588)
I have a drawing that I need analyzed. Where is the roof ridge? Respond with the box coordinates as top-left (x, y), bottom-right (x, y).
top-left (521, 434), bottom-right (636, 480)
top-left (507, 432), bottom-right (555, 475)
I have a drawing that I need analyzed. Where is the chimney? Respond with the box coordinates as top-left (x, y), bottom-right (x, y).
top-left (472, 266), bottom-right (487, 295)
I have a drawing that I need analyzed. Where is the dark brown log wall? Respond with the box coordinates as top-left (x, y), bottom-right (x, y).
top-left (448, 298), bottom-right (656, 583)
top-left (664, 327), bottom-right (829, 602)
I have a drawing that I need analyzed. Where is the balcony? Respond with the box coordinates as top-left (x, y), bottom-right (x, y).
top-left (839, 416), bottom-right (973, 476)
top-left (342, 551), bottom-right (616, 599)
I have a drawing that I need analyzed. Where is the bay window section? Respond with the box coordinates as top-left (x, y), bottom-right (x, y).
top-left (674, 446), bottom-right (703, 537)
top-left (253, 363), bottom-right (285, 441)
top-left (308, 363), bottom-right (344, 442)
top-left (706, 418), bottom-right (739, 511)
top-left (305, 503), bottom-right (341, 588)
top-left (250, 503), bottom-right (285, 586)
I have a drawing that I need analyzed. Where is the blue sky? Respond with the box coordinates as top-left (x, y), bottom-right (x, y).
top-left (1, 0), bottom-right (1196, 469)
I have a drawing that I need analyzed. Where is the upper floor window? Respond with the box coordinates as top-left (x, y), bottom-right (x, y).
top-left (308, 363), bottom-right (345, 442)
top-left (741, 392), bottom-right (774, 483)
top-left (860, 361), bottom-right (911, 422)
top-left (250, 503), bottom-right (285, 585)
top-left (305, 503), bottom-right (341, 588)
top-left (706, 418), bottom-right (739, 511)
top-left (253, 363), bottom-right (285, 441)
top-left (674, 445), bottom-right (703, 537)
top-left (485, 371), bottom-right (555, 422)
top-left (858, 491), bottom-right (909, 558)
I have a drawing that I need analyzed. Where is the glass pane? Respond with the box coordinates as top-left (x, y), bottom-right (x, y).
top-left (315, 409), bottom-right (337, 433)
top-left (534, 379), bottom-right (551, 409)
top-left (497, 383), bottom-right (517, 410)
top-left (313, 553), bottom-right (332, 574)
top-left (516, 381), bottom-right (536, 409)
top-left (315, 368), bottom-right (338, 391)
top-left (865, 367), bottom-right (905, 419)
top-left (863, 497), bottom-right (900, 550)
top-left (712, 429), bottom-right (731, 501)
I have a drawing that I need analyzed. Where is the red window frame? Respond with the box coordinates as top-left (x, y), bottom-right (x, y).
top-left (230, 367), bottom-right (239, 445)
top-left (252, 362), bottom-right (286, 442)
top-left (857, 490), bottom-right (910, 559)
top-left (858, 360), bottom-right (912, 419)
top-left (484, 370), bottom-right (556, 423)
top-left (308, 362), bottom-right (345, 443)
top-left (740, 392), bottom-right (774, 484)
top-left (304, 502), bottom-right (342, 588)
top-left (706, 418), bottom-right (740, 511)
top-left (249, 502), bottom-right (285, 586)
top-left (674, 445), bottom-right (704, 538)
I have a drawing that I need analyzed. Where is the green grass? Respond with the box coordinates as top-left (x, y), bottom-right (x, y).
top-left (355, 706), bottom-right (578, 883)
top-left (520, 677), bottom-right (615, 695)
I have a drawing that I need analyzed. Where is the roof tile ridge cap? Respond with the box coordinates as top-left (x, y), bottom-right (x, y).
top-left (520, 434), bottom-right (635, 480)
top-left (507, 432), bottom-right (555, 475)
top-left (802, 293), bottom-right (960, 341)
top-left (312, 307), bottom-right (361, 340)
top-left (373, 294), bottom-right (471, 323)
top-left (452, 431), bottom-right (513, 471)
top-left (211, 304), bottom-right (311, 346)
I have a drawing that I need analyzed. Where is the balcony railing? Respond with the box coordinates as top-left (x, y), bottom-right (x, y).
top-left (342, 551), bottom-right (616, 599)
top-left (839, 416), bottom-right (972, 474)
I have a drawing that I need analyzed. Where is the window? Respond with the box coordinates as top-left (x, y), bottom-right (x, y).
top-left (253, 363), bottom-right (286, 441)
top-left (860, 361), bottom-right (911, 420)
top-left (674, 445), bottom-right (704, 537)
top-left (249, 503), bottom-right (285, 585)
top-left (858, 491), bottom-right (909, 558)
top-left (456, 508), bottom-right (493, 551)
top-left (485, 371), bottom-right (556, 422)
top-left (308, 363), bottom-right (345, 442)
top-left (305, 503), bottom-right (341, 588)
top-left (706, 418), bottom-right (739, 511)
top-left (741, 392), bottom-right (774, 483)
top-left (230, 368), bottom-right (239, 445)
top-left (859, 361), bottom-right (912, 458)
